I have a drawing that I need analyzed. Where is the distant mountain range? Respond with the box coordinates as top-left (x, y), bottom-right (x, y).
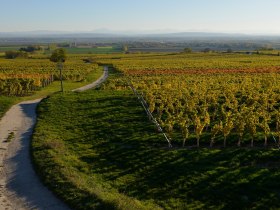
top-left (1, 30), bottom-right (280, 45)
top-left (0, 30), bottom-right (268, 38)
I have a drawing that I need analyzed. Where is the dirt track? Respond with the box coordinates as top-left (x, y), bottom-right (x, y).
top-left (0, 66), bottom-right (108, 210)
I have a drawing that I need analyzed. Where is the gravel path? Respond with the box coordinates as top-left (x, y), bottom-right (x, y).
top-left (0, 66), bottom-right (108, 210)
top-left (72, 66), bottom-right (108, 92)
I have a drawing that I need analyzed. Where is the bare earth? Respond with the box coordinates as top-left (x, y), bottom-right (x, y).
top-left (0, 66), bottom-right (108, 210)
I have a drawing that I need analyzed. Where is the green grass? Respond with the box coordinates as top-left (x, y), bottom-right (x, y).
top-left (32, 84), bottom-right (280, 209)
top-left (23, 66), bottom-right (104, 100)
top-left (0, 66), bottom-right (104, 119)
top-left (32, 90), bottom-right (161, 210)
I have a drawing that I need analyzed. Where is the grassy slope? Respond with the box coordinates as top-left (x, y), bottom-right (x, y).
top-left (32, 86), bottom-right (280, 209)
top-left (32, 90), bottom-right (161, 210)
top-left (0, 66), bottom-right (103, 119)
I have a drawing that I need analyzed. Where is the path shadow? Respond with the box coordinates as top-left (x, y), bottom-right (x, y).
top-left (4, 101), bottom-right (70, 210)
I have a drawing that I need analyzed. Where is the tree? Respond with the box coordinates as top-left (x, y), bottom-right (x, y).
top-left (20, 45), bottom-right (42, 53)
top-left (47, 43), bottom-right (57, 51)
top-left (183, 48), bottom-right (192, 53)
top-left (203, 48), bottom-right (211, 53)
top-left (123, 45), bottom-right (129, 54)
top-left (226, 48), bottom-right (233, 53)
top-left (5, 51), bottom-right (28, 59)
top-left (5, 51), bottom-right (18, 59)
top-left (50, 48), bottom-right (67, 92)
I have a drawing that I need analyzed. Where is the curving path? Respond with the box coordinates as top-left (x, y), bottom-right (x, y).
top-left (0, 66), bottom-right (108, 210)
top-left (72, 66), bottom-right (108, 92)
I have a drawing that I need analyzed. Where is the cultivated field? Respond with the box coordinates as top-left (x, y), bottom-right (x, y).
top-left (0, 54), bottom-right (102, 119)
top-left (31, 52), bottom-right (280, 209)
top-left (98, 53), bottom-right (280, 148)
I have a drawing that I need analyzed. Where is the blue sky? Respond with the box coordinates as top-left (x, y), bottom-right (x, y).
top-left (1, 0), bottom-right (280, 34)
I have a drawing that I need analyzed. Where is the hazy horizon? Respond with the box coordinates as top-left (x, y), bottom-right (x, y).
top-left (1, 0), bottom-right (280, 35)
top-left (1, 29), bottom-right (280, 37)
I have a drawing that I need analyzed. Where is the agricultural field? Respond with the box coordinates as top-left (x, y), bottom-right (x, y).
top-left (97, 52), bottom-right (280, 74)
top-left (0, 55), bottom-right (99, 95)
top-left (32, 52), bottom-right (280, 209)
top-left (0, 45), bottom-right (123, 54)
top-left (0, 46), bottom-right (26, 52)
top-left (64, 46), bottom-right (122, 54)
top-left (0, 53), bottom-right (102, 119)
top-left (97, 53), bottom-right (280, 148)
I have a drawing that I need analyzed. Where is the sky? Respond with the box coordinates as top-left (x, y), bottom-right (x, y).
top-left (1, 0), bottom-right (280, 34)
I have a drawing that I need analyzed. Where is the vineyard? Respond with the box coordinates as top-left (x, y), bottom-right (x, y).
top-left (97, 53), bottom-right (280, 74)
top-left (30, 52), bottom-right (280, 209)
top-left (98, 53), bottom-right (280, 148)
top-left (0, 56), bottom-right (98, 96)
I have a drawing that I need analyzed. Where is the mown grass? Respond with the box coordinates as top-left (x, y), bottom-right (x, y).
top-left (32, 85), bottom-right (280, 209)
top-left (32, 90), bottom-right (162, 210)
